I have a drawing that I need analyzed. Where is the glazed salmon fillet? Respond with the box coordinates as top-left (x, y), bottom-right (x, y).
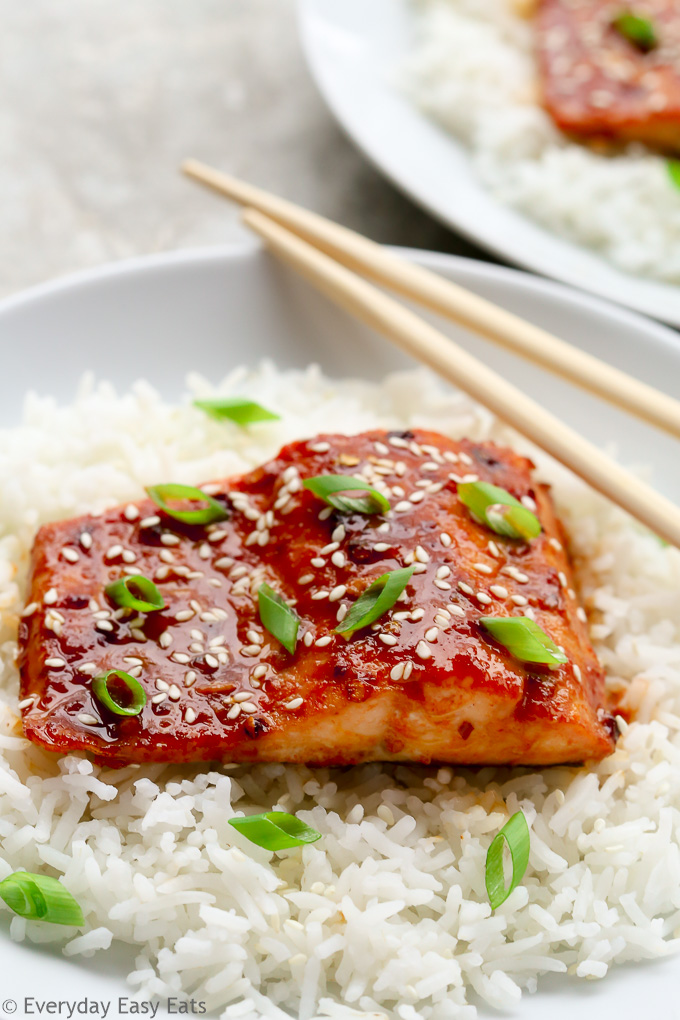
top-left (537, 0), bottom-right (680, 149)
top-left (18, 429), bottom-right (616, 767)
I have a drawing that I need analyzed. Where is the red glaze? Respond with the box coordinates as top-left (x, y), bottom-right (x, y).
top-left (537, 0), bottom-right (680, 150)
top-left (18, 429), bottom-right (616, 767)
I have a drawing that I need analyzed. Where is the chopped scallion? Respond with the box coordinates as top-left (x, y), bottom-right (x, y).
top-left (485, 811), bottom-right (530, 909)
top-left (229, 811), bottom-right (322, 851)
top-left (146, 483), bottom-right (228, 525)
top-left (457, 481), bottom-right (541, 541)
top-left (92, 669), bottom-right (147, 717)
top-left (258, 583), bottom-right (300, 654)
top-left (0, 872), bottom-right (84, 927)
top-left (194, 397), bottom-right (279, 425)
top-left (335, 566), bottom-right (415, 637)
top-left (105, 575), bottom-right (165, 613)
top-left (480, 616), bottom-right (568, 669)
top-left (612, 10), bottom-right (658, 50)
top-left (668, 160), bottom-right (680, 192)
top-left (303, 475), bottom-right (390, 515)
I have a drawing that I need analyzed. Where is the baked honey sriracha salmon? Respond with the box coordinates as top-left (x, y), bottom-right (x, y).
top-left (18, 430), bottom-right (616, 767)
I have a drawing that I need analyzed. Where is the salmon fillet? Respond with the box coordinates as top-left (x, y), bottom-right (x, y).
top-left (536, 0), bottom-right (680, 150)
top-left (18, 429), bottom-right (616, 768)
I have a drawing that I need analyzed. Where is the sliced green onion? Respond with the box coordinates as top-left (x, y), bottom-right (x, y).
top-left (480, 616), bottom-right (568, 669)
top-left (668, 160), bottom-right (680, 192)
top-left (92, 670), bottom-right (147, 717)
top-left (146, 483), bottom-right (228, 525)
top-left (303, 475), bottom-right (390, 515)
top-left (229, 811), bottom-right (322, 851)
top-left (613, 10), bottom-right (658, 50)
top-left (105, 574), bottom-right (165, 613)
top-left (194, 397), bottom-right (279, 425)
top-left (335, 565), bottom-right (415, 637)
top-left (0, 872), bottom-right (84, 927)
top-left (258, 583), bottom-right (300, 654)
top-left (457, 481), bottom-right (541, 541)
top-left (485, 811), bottom-right (530, 909)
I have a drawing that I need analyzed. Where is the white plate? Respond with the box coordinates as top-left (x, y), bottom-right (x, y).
top-left (297, 0), bottom-right (680, 327)
top-left (1, 244), bottom-right (679, 1018)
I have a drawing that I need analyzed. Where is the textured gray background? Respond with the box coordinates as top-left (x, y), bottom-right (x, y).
top-left (0, 0), bottom-right (489, 299)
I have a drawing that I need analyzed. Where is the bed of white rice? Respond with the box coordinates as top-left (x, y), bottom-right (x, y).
top-left (2, 364), bottom-right (680, 1019)
top-left (402, 0), bottom-right (680, 283)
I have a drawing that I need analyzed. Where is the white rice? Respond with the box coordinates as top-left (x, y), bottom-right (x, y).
top-left (402, 0), bottom-right (680, 283)
top-left (2, 363), bottom-right (680, 1019)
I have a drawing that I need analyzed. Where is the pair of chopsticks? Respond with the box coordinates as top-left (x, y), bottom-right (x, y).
top-left (182, 158), bottom-right (680, 549)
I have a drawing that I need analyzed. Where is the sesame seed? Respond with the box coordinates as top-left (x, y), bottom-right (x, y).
top-left (62, 548), bottom-right (79, 563)
top-left (284, 697), bottom-right (304, 710)
top-left (44, 588), bottom-right (58, 605)
top-left (161, 534), bottom-right (180, 546)
top-left (521, 495), bottom-right (537, 512)
top-left (425, 627), bottom-right (438, 643)
top-left (374, 543), bottom-right (390, 553)
top-left (573, 664), bottom-right (582, 683)
top-left (318, 507), bottom-right (333, 521)
top-left (558, 571), bottom-right (568, 588)
top-left (159, 550), bottom-right (175, 564)
top-left (18, 697), bottom-right (35, 710)
top-left (379, 633), bottom-right (398, 646)
top-left (215, 557), bottom-right (234, 570)
top-left (390, 663), bottom-right (405, 680)
top-left (436, 566), bottom-right (451, 579)
top-left (208, 529), bottom-right (228, 543)
top-left (131, 628), bottom-right (146, 642)
top-left (311, 591), bottom-right (328, 601)
top-left (440, 533), bottom-right (452, 548)
top-left (394, 501), bottom-right (412, 512)
top-left (21, 602), bottom-right (40, 617)
top-left (168, 685), bottom-right (181, 701)
top-left (315, 635), bottom-right (333, 647)
top-left (78, 662), bottom-right (98, 675)
top-left (389, 436), bottom-right (409, 449)
top-left (413, 563), bottom-right (427, 574)
top-left (310, 441), bottom-right (331, 453)
top-left (434, 613), bottom-right (450, 628)
top-left (240, 702), bottom-right (258, 714)
top-left (155, 679), bottom-right (169, 691)
top-left (434, 580), bottom-right (451, 590)
top-left (96, 620), bottom-right (114, 632)
top-left (230, 566), bottom-right (248, 580)
top-left (458, 581), bottom-right (474, 596)
top-left (159, 632), bottom-right (173, 649)
top-left (241, 645), bottom-right (262, 657)
top-left (233, 692), bottom-right (252, 703)
top-left (476, 593), bottom-right (492, 605)
top-left (298, 574), bottom-right (315, 585)
top-left (416, 641), bottom-right (431, 660)
top-left (510, 594), bottom-right (528, 606)
top-left (411, 608), bottom-right (425, 621)
top-left (122, 550), bottom-right (137, 564)
top-left (141, 516), bottom-right (161, 528)
top-left (311, 557), bottom-right (326, 569)
top-left (175, 610), bottom-right (195, 622)
top-left (227, 704), bottom-right (241, 719)
top-left (336, 604), bottom-right (348, 623)
top-left (415, 546), bottom-right (430, 563)
top-left (151, 693), bottom-right (167, 705)
top-left (198, 542), bottom-right (211, 559)
top-left (329, 585), bottom-right (346, 602)
top-left (321, 542), bottom-right (339, 555)
top-left (409, 491), bottom-right (425, 504)
top-left (252, 665), bottom-right (267, 679)
top-left (504, 566), bottom-right (529, 584)
top-left (450, 605), bottom-right (466, 618)
top-left (490, 585), bottom-right (508, 599)
top-left (549, 538), bottom-right (563, 552)
top-left (184, 708), bottom-right (197, 724)
top-left (124, 504), bottom-right (140, 522)
top-left (577, 607), bottom-right (587, 623)
top-left (378, 522), bottom-right (390, 533)
top-left (45, 657), bottom-right (66, 669)
top-left (205, 654), bottom-right (220, 668)
top-left (303, 632), bottom-right (314, 647)
top-left (332, 525), bottom-right (346, 543)
top-left (105, 544), bottom-right (124, 560)
top-left (93, 610), bottom-right (111, 620)
top-left (78, 714), bottom-right (99, 726)
top-left (184, 671), bottom-right (197, 687)
top-left (473, 563), bottom-right (493, 575)
top-left (331, 551), bottom-right (346, 568)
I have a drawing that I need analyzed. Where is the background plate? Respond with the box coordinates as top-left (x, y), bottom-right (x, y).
top-left (0, 245), bottom-right (679, 1018)
top-left (297, 0), bottom-right (680, 327)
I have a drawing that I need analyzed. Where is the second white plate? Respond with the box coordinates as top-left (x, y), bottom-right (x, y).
top-left (297, 0), bottom-right (680, 326)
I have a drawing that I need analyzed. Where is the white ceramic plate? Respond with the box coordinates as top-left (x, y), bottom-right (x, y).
top-left (297, 0), bottom-right (680, 327)
top-left (1, 244), bottom-right (679, 1018)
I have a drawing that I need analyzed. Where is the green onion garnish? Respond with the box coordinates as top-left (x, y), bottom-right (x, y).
top-left (613, 10), bottom-right (658, 50)
top-left (0, 872), bottom-right (84, 927)
top-left (480, 616), bottom-right (568, 669)
top-left (229, 812), bottom-right (322, 851)
top-left (485, 811), bottom-right (530, 910)
top-left (105, 575), bottom-right (165, 613)
top-left (194, 397), bottom-right (279, 425)
top-left (92, 670), bottom-right (147, 717)
top-left (457, 481), bottom-right (541, 541)
top-left (258, 583), bottom-right (300, 654)
top-left (303, 475), bottom-right (390, 515)
top-left (146, 483), bottom-right (228, 525)
top-left (668, 160), bottom-right (680, 192)
top-left (335, 565), bottom-right (415, 637)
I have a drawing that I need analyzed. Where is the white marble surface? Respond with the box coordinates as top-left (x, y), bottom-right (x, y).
top-left (0, 0), bottom-right (489, 300)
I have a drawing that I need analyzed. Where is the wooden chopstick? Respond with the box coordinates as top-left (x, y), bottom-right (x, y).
top-left (182, 158), bottom-right (680, 440)
top-left (240, 205), bottom-right (680, 549)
